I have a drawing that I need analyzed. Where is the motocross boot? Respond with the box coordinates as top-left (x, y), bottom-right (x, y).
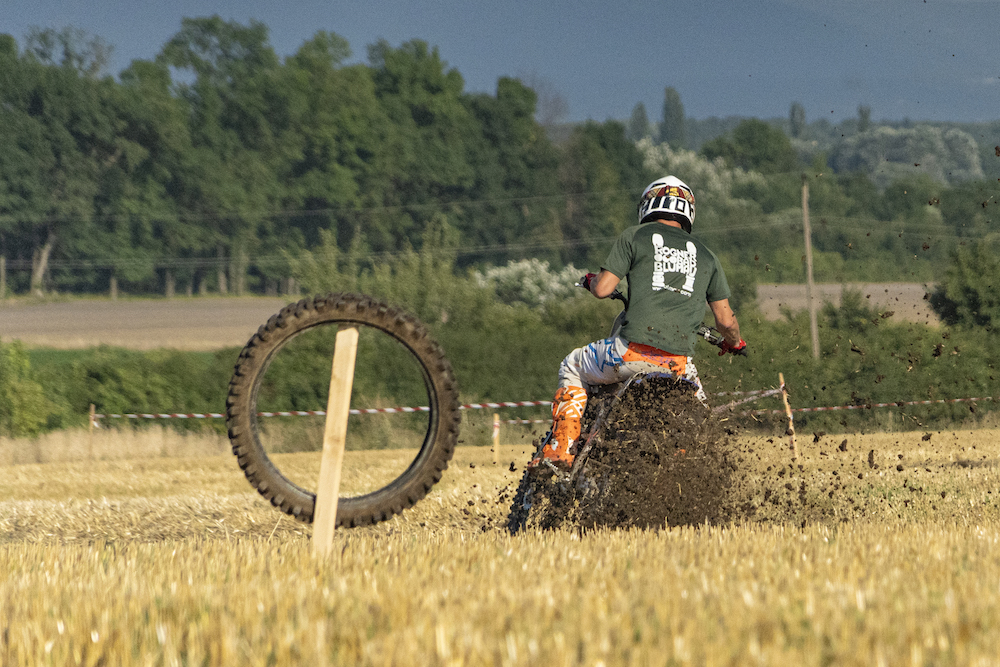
top-left (528, 386), bottom-right (586, 470)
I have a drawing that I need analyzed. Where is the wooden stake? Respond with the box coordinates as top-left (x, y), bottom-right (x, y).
top-left (779, 373), bottom-right (797, 460)
top-left (312, 325), bottom-right (360, 558)
top-left (492, 413), bottom-right (500, 465)
top-left (802, 176), bottom-right (820, 360)
top-left (88, 403), bottom-right (96, 460)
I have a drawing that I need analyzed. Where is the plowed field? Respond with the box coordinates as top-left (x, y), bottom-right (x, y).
top-left (0, 296), bottom-right (288, 350)
top-left (0, 284), bottom-right (935, 351)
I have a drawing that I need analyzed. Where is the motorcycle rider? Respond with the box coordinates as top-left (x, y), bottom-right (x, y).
top-left (530, 176), bottom-right (746, 470)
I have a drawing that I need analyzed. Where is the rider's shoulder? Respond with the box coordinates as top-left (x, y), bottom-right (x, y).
top-left (627, 222), bottom-right (691, 243)
top-left (622, 223), bottom-right (722, 256)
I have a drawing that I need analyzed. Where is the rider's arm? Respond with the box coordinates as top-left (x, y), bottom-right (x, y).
top-left (590, 270), bottom-right (621, 298)
top-left (709, 299), bottom-right (743, 347)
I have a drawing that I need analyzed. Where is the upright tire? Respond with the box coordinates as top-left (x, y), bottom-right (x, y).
top-left (226, 293), bottom-right (461, 527)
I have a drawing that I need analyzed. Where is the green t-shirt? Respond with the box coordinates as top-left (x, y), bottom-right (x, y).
top-left (602, 222), bottom-right (731, 356)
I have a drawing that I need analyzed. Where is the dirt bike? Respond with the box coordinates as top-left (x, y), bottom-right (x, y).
top-left (506, 287), bottom-right (744, 534)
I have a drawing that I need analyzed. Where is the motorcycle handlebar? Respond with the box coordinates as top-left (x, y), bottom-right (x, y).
top-left (698, 325), bottom-right (748, 355)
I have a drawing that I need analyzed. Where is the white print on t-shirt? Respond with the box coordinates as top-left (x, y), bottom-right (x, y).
top-left (651, 234), bottom-right (697, 297)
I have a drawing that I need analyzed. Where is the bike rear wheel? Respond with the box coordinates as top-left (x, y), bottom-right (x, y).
top-left (506, 374), bottom-right (727, 532)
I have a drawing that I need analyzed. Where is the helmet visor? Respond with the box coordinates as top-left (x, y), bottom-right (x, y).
top-left (638, 184), bottom-right (695, 214)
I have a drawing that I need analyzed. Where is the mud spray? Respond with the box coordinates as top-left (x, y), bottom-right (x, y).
top-left (500, 376), bottom-right (963, 533)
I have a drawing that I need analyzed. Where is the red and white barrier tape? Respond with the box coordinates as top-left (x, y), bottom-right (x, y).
top-left (713, 387), bottom-right (784, 413)
top-left (94, 393), bottom-right (995, 422)
top-left (97, 412), bottom-right (226, 420)
top-left (742, 395), bottom-right (997, 417)
top-left (92, 393), bottom-right (777, 420)
top-left (94, 400), bottom-right (554, 420)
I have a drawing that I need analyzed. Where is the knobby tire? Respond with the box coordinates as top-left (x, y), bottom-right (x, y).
top-left (226, 293), bottom-right (461, 527)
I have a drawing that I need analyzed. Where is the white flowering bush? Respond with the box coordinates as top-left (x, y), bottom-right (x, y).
top-left (830, 125), bottom-right (983, 187)
top-left (637, 137), bottom-right (767, 204)
top-left (475, 259), bottom-right (585, 308)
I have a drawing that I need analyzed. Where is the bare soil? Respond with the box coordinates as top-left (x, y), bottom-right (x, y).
top-left (756, 282), bottom-right (937, 324)
top-left (0, 296), bottom-right (289, 350)
top-left (0, 284), bottom-right (935, 351)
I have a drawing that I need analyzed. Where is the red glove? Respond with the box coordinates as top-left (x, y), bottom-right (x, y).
top-left (580, 272), bottom-right (598, 291)
top-left (718, 339), bottom-right (748, 356)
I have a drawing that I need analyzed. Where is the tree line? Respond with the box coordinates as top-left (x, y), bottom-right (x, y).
top-left (4, 242), bottom-right (999, 439)
top-left (0, 19), bottom-right (650, 298)
top-left (2, 18), bottom-right (999, 301)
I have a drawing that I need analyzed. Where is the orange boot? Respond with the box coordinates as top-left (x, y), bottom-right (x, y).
top-left (530, 386), bottom-right (587, 469)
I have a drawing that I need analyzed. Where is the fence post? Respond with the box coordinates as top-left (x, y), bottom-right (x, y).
top-left (492, 412), bottom-right (500, 465)
top-left (88, 404), bottom-right (96, 459)
top-left (313, 325), bottom-right (360, 558)
top-left (779, 373), bottom-right (797, 460)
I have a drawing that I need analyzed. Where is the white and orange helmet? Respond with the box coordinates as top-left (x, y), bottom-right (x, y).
top-left (637, 176), bottom-right (696, 232)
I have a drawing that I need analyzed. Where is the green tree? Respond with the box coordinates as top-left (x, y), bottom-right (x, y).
top-left (0, 340), bottom-right (49, 436)
top-left (91, 59), bottom-right (202, 294)
top-left (24, 26), bottom-right (112, 78)
top-left (857, 104), bottom-right (872, 133)
top-left (559, 121), bottom-right (652, 266)
top-left (461, 77), bottom-right (560, 263)
top-left (158, 16), bottom-right (292, 293)
top-left (3, 31), bottom-right (122, 295)
top-left (659, 86), bottom-right (685, 147)
top-left (627, 102), bottom-right (650, 141)
top-left (789, 102), bottom-right (806, 139)
top-left (366, 39), bottom-right (478, 251)
top-left (700, 119), bottom-right (797, 174)
top-left (929, 241), bottom-right (1000, 330)
top-left (938, 179), bottom-right (999, 242)
top-left (0, 39), bottom-right (52, 280)
top-left (279, 31), bottom-right (391, 258)
top-left (830, 125), bottom-right (982, 187)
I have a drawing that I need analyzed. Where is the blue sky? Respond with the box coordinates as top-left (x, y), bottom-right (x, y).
top-left (4, 0), bottom-right (999, 124)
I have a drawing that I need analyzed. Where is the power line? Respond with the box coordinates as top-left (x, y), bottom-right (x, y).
top-left (5, 222), bottom-right (995, 272)
top-left (4, 195), bottom-right (994, 273)
top-left (0, 188), bottom-right (636, 228)
top-left (1, 235), bottom-right (619, 271)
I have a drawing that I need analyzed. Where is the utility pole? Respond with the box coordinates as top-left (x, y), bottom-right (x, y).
top-left (802, 175), bottom-right (820, 359)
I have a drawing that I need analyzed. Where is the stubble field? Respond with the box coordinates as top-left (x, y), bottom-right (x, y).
top-left (3, 425), bottom-right (1000, 666)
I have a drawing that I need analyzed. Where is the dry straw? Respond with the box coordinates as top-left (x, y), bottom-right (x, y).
top-left (2, 429), bottom-right (1000, 665)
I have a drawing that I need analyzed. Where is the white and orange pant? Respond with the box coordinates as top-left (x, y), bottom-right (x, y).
top-left (539, 336), bottom-right (704, 465)
top-left (558, 336), bottom-right (704, 401)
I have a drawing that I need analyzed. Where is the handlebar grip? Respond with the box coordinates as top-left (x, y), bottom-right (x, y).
top-left (696, 324), bottom-right (748, 356)
top-left (695, 324), bottom-right (724, 346)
